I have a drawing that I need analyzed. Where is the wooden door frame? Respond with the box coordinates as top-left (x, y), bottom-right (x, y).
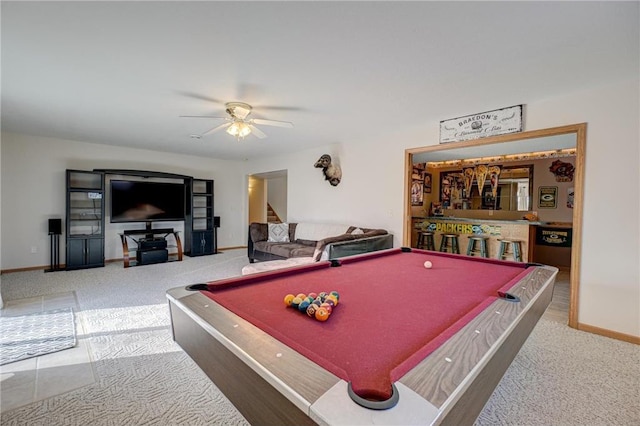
top-left (403, 123), bottom-right (586, 329)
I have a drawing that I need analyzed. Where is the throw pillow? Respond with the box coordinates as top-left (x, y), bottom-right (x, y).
top-left (351, 228), bottom-right (364, 235)
top-left (268, 223), bottom-right (290, 242)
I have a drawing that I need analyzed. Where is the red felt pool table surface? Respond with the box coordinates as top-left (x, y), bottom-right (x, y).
top-left (168, 248), bottom-right (558, 425)
top-left (202, 249), bottom-right (530, 401)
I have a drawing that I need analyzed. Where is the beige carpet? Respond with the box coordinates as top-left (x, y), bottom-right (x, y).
top-left (1, 250), bottom-right (638, 425)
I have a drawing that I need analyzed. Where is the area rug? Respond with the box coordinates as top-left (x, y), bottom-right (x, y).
top-left (0, 307), bottom-right (76, 365)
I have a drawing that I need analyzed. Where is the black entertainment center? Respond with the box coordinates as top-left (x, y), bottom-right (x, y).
top-left (65, 168), bottom-right (216, 270)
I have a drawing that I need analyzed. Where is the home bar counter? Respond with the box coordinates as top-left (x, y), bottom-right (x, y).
top-left (412, 215), bottom-right (545, 262)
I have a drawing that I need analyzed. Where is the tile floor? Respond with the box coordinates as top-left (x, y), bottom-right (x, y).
top-left (0, 292), bottom-right (96, 412)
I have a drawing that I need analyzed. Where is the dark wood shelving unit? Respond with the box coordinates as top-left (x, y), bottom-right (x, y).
top-left (65, 170), bottom-right (105, 270)
top-left (185, 179), bottom-right (216, 256)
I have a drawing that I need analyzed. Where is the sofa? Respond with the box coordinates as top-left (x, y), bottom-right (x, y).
top-left (247, 222), bottom-right (393, 263)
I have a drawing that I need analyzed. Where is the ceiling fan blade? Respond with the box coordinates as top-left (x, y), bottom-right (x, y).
top-left (252, 118), bottom-right (294, 128)
top-left (201, 122), bottom-right (231, 136)
top-left (176, 91), bottom-right (225, 105)
top-left (254, 105), bottom-right (305, 112)
top-left (248, 124), bottom-right (267, 139)
top-left (179, 115), bottom-right (228, 119)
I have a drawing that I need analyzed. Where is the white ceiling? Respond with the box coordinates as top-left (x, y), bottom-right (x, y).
top-left (2, 1), bottom-right (638, 161)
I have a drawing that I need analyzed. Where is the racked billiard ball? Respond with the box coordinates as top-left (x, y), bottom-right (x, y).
top-left (320, 303), bottom-right (333, 314)
top-left (315, 307), bottom-right (330, 322)
top-left (298, 300), bottom-right (311, 313)
top-left (284, 294), bottom-right (295, 306)
top-left (291, 297), bottom-right (303, 309)
top-left (306, 304), bottom-right (318, 317)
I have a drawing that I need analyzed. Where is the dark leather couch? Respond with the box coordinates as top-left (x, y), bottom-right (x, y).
top-left (248, 222), bottom-right (393, 263)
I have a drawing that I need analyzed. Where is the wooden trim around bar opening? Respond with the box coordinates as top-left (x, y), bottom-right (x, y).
top-left (404, 123), bottom-right (586, 334)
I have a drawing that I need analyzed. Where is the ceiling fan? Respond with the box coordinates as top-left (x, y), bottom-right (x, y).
top-left (180, 102), bottom-right (294, 140)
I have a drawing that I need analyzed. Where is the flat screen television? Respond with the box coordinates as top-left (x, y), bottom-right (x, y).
top-left (110, 180), bottom-right (185, 223)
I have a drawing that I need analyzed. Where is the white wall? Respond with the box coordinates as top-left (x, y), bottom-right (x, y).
top-left (247, 143), bottom-right (404, 245)
top-left (524, 78), bottom-right (640, 337)
top-left (247, 78), bottom-right (639, 337)
top-left (0, 133), bottom-right (246, 269)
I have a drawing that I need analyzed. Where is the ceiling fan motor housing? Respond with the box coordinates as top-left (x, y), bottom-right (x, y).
top-left (225, 102), bottom-right (252, 120)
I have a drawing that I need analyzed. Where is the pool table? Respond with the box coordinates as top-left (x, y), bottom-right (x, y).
top-left (167, 248), bottom-right (557, 425)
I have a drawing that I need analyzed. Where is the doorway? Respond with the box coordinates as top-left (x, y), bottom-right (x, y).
top-left (403, 123), bottom-right (586, 329)
top-left (248, 170), bottom-right (288, 225)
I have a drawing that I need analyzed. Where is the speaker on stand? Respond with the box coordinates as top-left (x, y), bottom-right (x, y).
top-left (45, 218), bottom-right (62, 273)
top-left (213, 216), bottom-right (220, 254)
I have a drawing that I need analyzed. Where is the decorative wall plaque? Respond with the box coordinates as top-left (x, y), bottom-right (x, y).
top-left (439, 105), bottom-right (523, 143)
top-left (538, 186), bottom-right (558, 208)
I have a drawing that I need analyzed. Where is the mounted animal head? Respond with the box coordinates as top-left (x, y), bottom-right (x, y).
top-left (314, 154), bottom-right (342, 186)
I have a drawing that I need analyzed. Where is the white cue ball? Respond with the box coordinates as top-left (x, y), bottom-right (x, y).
top-left (423, 260), bottom-right (433, 269)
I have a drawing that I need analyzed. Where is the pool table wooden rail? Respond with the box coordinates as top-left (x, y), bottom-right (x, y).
top-left (400, 265), bottom-right (557, 425)
top-left (167, 263), bottom-right (558, 426)
top-left (168, 287), bottom-right (339, 425)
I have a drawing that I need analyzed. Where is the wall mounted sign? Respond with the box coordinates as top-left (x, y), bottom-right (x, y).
top-left (549, 159), bottom-right (575, 182)
top-left (538, 186), bottom-right (558, 208)
top-left (439, 104), bottom-right (523, 143)
top-left (421, 221), bottom-right (502, 236)
top-left (536, 227), bottom-right (572, 247)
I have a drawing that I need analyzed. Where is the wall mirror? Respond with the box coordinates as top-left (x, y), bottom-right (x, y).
top-left (404, 123), bottom-right (586, 329)
top-left (471, 164), bottom-right (533, 211)
top-left (438, 164), bottom-right (533, 211)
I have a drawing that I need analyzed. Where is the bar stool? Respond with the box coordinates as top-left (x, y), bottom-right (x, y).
top-left (466, 235), bottom-right (489, 258)
top-left (497, 238), bottom-right (523, 262)
top-left (439, 234), bottom-right (460, 254)
top-left (417, 231), bottom-right (436, 250)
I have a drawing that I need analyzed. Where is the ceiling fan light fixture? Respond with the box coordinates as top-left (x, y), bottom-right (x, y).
top-left (226, 121), bottom-right (251, 139)
top-left (181, 100), bottom-right (292, 141)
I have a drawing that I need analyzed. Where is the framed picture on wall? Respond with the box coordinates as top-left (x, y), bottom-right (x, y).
top-left (538, 186), bottom-right (558, 208)
top-left (411, 179), bottom-right (424, 206)
top-left (440, 171), bottom-right (463, 208)
top-left (423, 173), bottom-right (432, 193)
